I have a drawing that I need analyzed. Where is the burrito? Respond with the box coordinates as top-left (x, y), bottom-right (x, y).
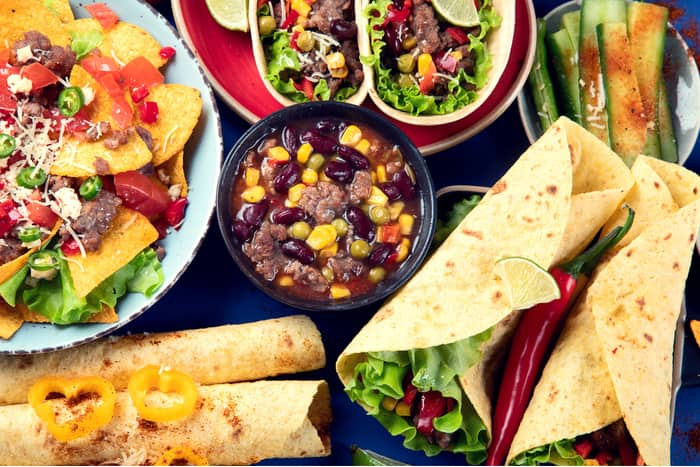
top-left (0, 379), bottom-right (331, 465)
top-left (336, 117), bottom-right (633, 463)
top-left (507, 158), bottom-right (700, 466)
top-left (0, 315), bottom-right (325, 405)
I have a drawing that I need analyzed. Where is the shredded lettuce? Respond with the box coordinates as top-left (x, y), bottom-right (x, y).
top-left (433, 195), bottom-right (482, 248)
top-left (69, 29), bottom-right (104, 61)
top-left (362, 0), bottom-right (501, 116)
top-left (510, 439), bottom-right (583, 466)
top-left (345, 329), bottom-right (493, 464)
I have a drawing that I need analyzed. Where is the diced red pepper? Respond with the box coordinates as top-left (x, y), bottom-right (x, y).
top-left (20, 63), bottom-right (59, 90)
top-left (435, 51), bottom-right (458, 74)
top-left (292, 78), bottom-right (314, 101)
top-left (378, 223), bottom-right (401, 244)
top-left (120, 56), bottom-right (164, 89)
top-left (403, 383), bottom-right (418, 405)
top-left (130, 85), bottom-right (149, 103)
top-left (419, 60), bottom-right (437, 94)
top-left (165, 197), bottom-right (188, 228)
top-left (280, 9), bottom-right (299, 30)
top-left (84, 3), bottom-right (120, 29)
top-left (573, 439), bottom-right (593, 458)
top-left (0, 200), bottom-right (20, 237)
top-left (415, 391), bottom-right (446, 436)
top-left (80, 55), bottom-right (120, 81)
top-left (139, 101), bottom-right (159, 124)
top-left (381, 0), bottom-right (412, 28)
top-left (290, 30), bottom-right (301, 52)
top-left (595, 451), bottom-right (613, 466)
top-left (159, 46), bottom-right (176, 60)
top-left (446, 27), bottom-right (470, 45)
top-left (61, 238), bottom-right (82, 256)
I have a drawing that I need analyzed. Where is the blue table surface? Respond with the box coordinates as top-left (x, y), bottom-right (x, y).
top-left (123, 0), bottom-right (700, 464)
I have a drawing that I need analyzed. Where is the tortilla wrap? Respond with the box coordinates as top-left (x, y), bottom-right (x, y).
top-left (0, 315), bottom-right (325, 405)
top-left (337, 117), bottom-right (633, 445)
top-left (0, 380), bottom-right (331, 465)
top-left (507, 166), bottom-right (700, 465)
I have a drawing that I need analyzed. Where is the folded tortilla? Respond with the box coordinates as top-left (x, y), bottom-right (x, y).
top-left (507, 159), bottom-right (700, 466)
top-left (0, 315), bottom-right (325, 405)
top-left (0, 379), bottom-right (331, 465)
top-left (336, 117), bottom-right (633, 455)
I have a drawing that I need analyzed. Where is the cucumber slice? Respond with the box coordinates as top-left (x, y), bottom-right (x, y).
top-left (547, 29), bottom-right (581, 124)
top-left (658, 80), bottom-right (678, 163)
top-left (578, 0), bottom-right (626, 144)
top-left (627, 1), bottom-right (669, 159)
top-left (560, 10), bottom-right (580, 53)
top-left (529, 18), bottom-right (559, 132)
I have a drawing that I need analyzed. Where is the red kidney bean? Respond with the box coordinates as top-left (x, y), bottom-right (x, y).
top-left (380, 181), bottom-right (402, 201)
top-left (232, 219), bottom-right (254, 242)
top-left (281, 239), bottom-right (315, 264)
top-left (324, 159), bottom-right (353, 183)
top-left (241, 199), bottom-right (269, 227)
top-left (368, 243), bottom-right (394, 266)
top-left (274, 162), bottom-right (302, 193)
top-left (271, 206), bottom-right (306, 225)
top-left (393, 170), bottom-right (416, 200)
top-left (300, 129), bottom-right (338, 154)
top-left (337, 145), bottom-right (370, 170)
top-left (346, 206), bottom-right (375, 241)
top-left (315, 119), bottom-right (346, 137)
top-left (281, 125), bottom-right (300, 155)
top-left (384, 23), bottom-right (404, 56)
top-left (330, 19), bottom-right (358, 40)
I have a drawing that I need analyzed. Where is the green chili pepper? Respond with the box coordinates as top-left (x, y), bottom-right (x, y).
top-left (0, 134), bottom-right (16, 158)
top-left (28, 250), bottom-right (60, 272)
top-left (17, 167), bottom-right (47, 189)
top-left (79, 176), bottom-right (102, 200)
top-left (57, 86), bottom-right (84, 117)
top-left (18, 226), bottom-right (41, 243)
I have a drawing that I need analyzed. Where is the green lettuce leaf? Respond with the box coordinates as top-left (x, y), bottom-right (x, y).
top-left (69, 29), bottom-right (104, 61)
top-left (0, 264), bottom-right (28, 307)
top-left (345, 329), bottom-right (492, 464)
top-left (510, 439), bottom-right (583, 466)
top-left (433, 195), bottom-right (482, 248)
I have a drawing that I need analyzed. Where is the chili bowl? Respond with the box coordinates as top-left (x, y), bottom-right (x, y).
top-left (217, 102), bottom-right (436, 311)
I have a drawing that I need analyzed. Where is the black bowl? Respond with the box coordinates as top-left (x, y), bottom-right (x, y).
top-left (216, 101), bottom-right (437, 311)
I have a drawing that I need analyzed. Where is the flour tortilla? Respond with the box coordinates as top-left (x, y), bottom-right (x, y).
top-left (0, 380), bottom-right (331, 465)
top-left (0, 315), bottom-right (325, 405)
top-left (337, 117), bottom-right (633, 439)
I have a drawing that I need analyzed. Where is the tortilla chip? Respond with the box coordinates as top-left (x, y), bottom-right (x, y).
top-left (47, 0), bottom-right (74, 23)
top-left (52, 132), bottom-right (152, 177)
top-left (104, 22), bottom-right (166, 68)
top-left (0, 301), bottom-right (24, 339)
top-left (20, 302), bottom-right (117, 323)
top-left (158, 150), bottom-right (188, 197)
top-left (0, 0), bottom-right (69, 47)
top-left (67, 64), bottom-right (113, 124)
top-left (0, 220), bottom-right (61, 284)
top-left (139, 84), bottom-right (202, 166)
top-left (68, 206), bottom-right (158, 298)
top-left (691, 320), bottom-right (700, 350)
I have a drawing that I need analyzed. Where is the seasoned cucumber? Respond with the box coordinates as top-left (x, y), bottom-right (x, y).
top-left (560, 10), bottom-right (580, 52)
top-left (658, 80), bottom-right (678, 163)
top-left (529, 18), bottom-right (559, 132)
top-left (597, 22), bottom-right (646, 166)
top-left (578, 0), bottom-right (626, 144)
top-left (547, 29), bottom-right (581, 124)
top-left (627, 1), bottom-right (669, 159)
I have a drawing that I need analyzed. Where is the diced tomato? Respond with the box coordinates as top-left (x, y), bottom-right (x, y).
top-left (61, 238), bottom-right (82, 256)
top-left (159, 46), bottom-right (176, 60)
top-left (0, 64), bottom-right (19, 113)
top-left (114, 171), bottom-right (171, 219)
top-left (97, 73), bottom-right (122, 98)
top-left (0, 201), bottom-right (20, 237)
top-left (130, 84), bottom-right (149, 103)
top-left (20, 63), bottom-right (58, 90)
top-left (120, 57), bottom-right (164, 89)
top-left (293, 78), bottom-right (314, 100)
top-left (378, 223), bottom-right (401, 244)
top-left (80, 55), bottom-right (120, 81)
top-left (0, 49), bottom-right (9, 63)
top-left (446, 27), bottom-right (470, 45)
top-left (98, 74), bottom-right (133, 129)
top-left (165, 197), bottom-right (187, 228)
top-left (65, 108), bottom-right (92, 133)
top-left (138, 101), bottom-right (159, 124)
top-left (26, 190), bottom-right (58, 228)
top-left (84, 3), bottom-right (119, 29)
top-left (573, 439), bottom-right (593, 458)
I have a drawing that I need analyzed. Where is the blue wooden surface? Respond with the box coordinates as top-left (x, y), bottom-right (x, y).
top-left (123, 1), bottom-right (700, 464)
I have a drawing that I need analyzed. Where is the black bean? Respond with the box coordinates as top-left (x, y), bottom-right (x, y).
top-left (232, 219), bottom-right (254, 242)
top-left (273, 162), bottom-right (302, 193)
top-left (337, 145), bottom-right (370, 170)
top-left (271, 207), bottom-right (306, 225)
top-left (330, 19), bottom-right (358, 40)
top-left (380, 181), bottom-right (402, 201)
top-left (300, 129), bottom-right (338, 155)
top-left (281, 126), bottom-right (300, 155)
top-left (393, 170), bottom-right (416, 200)
top-left (281, 239), bottom-right (315, 265)
top-left (324, 159), bottom-right (353, 183)
top-left (368, 243), bottom-right (394, 266)
top-left (346, 206), bottom-right (375, 241)
top-left (241, 199), bottom-right (269, 227)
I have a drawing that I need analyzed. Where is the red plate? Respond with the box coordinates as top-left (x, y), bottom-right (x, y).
top-left (172, 0), bottom-right (536, 155)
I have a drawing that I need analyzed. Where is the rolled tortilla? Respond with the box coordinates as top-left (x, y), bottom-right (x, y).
top-left (0, 380), bottom-right (331, 465)
top-left (0, 315), bottom-right (325, 405)
top-left (337, 117), bottom-right (633, 456)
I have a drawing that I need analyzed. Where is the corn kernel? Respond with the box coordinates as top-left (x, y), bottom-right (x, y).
top-left (450, 50), bottom-right (463, 61)
top-left (368, 186), bottom-right (389, 206)
top-left (284, 199), bottom-right (297, 207)
top-left (381, 397), bottom-right (398, 411)
top-left (288, 183), bottom-right (306, 203)
top-left (326, 52), bottom-right (345, 69)
top-left (268, 146), bottom-right (290, 162)
top-left (319, 242), bottom-right (338, 259)
top-left (291, 24), bottom-right (305, 33)
top-left (396, 238), bottom-right (411, 263)
top-left (330, 284), bottom-right (351, 299)
top-left (376, 164), bottom-right (387, 183)
top-left (302, 168), bottom-right (318, 185)
top-left (306, 224), bottom-right (337, 250)
top-left (354, 138), bottom-right (370, 156)
top-left (370, 171), bottom-right (377, 184)
top-left (417, 53), bottom-right (434, 76)
top-left (395, 400), bottom-right (411, 417)
top-left (389, 201), bottom-right (405, 220)
top-left (340, 125), bottom-right (362, 146)
top-left (241, 185), bottom-right (265, 203)
top-left (291, 0), bottom-right (311, 17)
top-left (278, 275), bottom-right (294, 287)
top-left (297, 143), bottom-right (313, 163)
top-left (244, 167), bottom-right (260, 187)
top-left (398, 213), bottom-right (414, 235)
top-left (330, 66), bottom-right (348, 78)
top-left (319, 171), bottom-right (332, 182)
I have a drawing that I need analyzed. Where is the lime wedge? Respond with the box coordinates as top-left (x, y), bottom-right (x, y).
top-left (351, 447), bottom-right (406, 466)
top-left (431, 0), bottom-right (481, 28)
top-left (494, 257), bottom-right (561, 310)
top-left (206, 0), bottom-right (249, 32)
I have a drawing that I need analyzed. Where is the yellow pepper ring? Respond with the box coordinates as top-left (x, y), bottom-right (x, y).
top-left (28, 375), bottom-right (116, 442)
top-left (155, 446), bottom-right (209, 466)
top-left (128, 365), bottom-right (199, 423)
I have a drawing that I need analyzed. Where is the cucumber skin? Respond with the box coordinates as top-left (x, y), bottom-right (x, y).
top-left (529, 18), bottom-right (559, 133)
top-left (547, 29), bottom-right (581, 124)
top-left (560, 10), bottom-right (580, 53)
top-left (658, 80), bottom-right (678, 163)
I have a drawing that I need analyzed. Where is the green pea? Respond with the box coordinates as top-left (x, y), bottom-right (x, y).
top-left (296, 31), bottom-right (315, 52)
top-left (350, 239), bottom-right (371, 259)
top-left (306, 153), bottom-right (325, 172)
top-left (369, 206), bottom-right (390, 225)
top-left (331, 218), bottom-right (348, 237)
top-left (402, 36), bottom-right (417, 51)
top-left (321, 266), bottom-right (335, 282)
top-left (397, 54), bottom-right (416, 74)
top-left (368, 266), bottom-right (386, 283)
top-left (290, 221), bottom-right (312, 240)
top-left (397, 73), bottom-right (414, 89)
top-left (258, 16), bottom-right (277, 36)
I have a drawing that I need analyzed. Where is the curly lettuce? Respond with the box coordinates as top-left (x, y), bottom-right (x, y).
top-left (345, 329), bottom-right (493, 464)
top-left (510, 439), bottom-right (583, 466)
top-left (362, 0), bottom-right (501, 116)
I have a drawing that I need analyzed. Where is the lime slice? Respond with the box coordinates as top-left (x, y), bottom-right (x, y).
top-left (206, 0), bottom-right (249, 32)
top-left (431, 0), bottom-right (481, 28)
top-left (351, 447), bottom-right (406, 466)
top-left (494, 257), bottom-right (561, 310)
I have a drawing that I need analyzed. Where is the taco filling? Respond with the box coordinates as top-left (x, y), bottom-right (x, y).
top-left (363, 0), bottom-right (501, 116)
top-left (256, 0), bottom-right (364, 102)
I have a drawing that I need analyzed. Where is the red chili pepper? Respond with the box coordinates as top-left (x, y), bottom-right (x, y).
top-left (574, 439), bottom-right (593, 458)
top-left (485, 207), bottom-right (635, 466)
top-left (415, 391), bottom-right (447, 436)
top-left (403, 382), bottom-right (418, 405)
top-left (381, 0), bottom-right (412, 28)
top-left (292, 78), bottom-right (314, 101)
top-left (290, 30), bottom-right (301, 52)
top-left (446, 27), bottom-right (470, 45)
top-left (159, 46), bottom-right (176, 60)
top-left (130, 85), bottom-right (149, 103)
top-left (280, 10), bottom-right (299, 30)
top-left (165, 197), bottom-right (188, 228)
top-left (61, 238), bottom-right (81, 256)
top-left (139, 101), bottom-right (159, 124)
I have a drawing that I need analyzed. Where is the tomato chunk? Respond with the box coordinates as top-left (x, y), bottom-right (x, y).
top-left (26, 191), bottom-right (58, 229)
top-left (80, 55), bottom-right (120, 81)
top-left (20, 63), bottom-right (58, 90)
top-left (114, 171), bottom-right (171, 219)
top-left (84, 3), bottom-right (120, 29)
top-left (120, 57), bottom-right (164, 89)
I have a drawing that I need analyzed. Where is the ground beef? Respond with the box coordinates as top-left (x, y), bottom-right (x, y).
top-left (17, 100), bottom-right (43, 126)
top-left (439, 30), bottom-right (460, 50)
top-left (242, 221), bottom-right (288, 280)
top-left (298, 181), bottom-right (348, 224)
top-left (71, 190), bottom-right (122, 252)
top-left (411, 4), bottom-right (441, 54)
top-left (135, 126), bottom-right (154, 151)
top-left (86, 121), bottom-right (111, 142)
top-left (11, 31), bottom-right (50, 65)
top-left (327, 252), bottom-right (364, 282)
top-left (94, 157), bottom-right (110, 175)
top-left (283, 261), bottom-right (329, 293)
top-left (327, 78), bottom-right (343, 99)
top-left (42, 46), bottom-right (76, 78)
top-left (48, 176), bottom-right (73, 192)
top-left (301, 59), bottom-right (328, 78)
top-left (455, 45), bottom-right (476, 75)
top-left (103, 128), bottom-right (131, 150)
top-left (340, 40), bottom-right (364, 87)
top-left (0, 238), bottom-right (24, 265)
top-left (349, 170), bottom-right (371, 204)
top-left (304, 0), bottom-right (350, 34)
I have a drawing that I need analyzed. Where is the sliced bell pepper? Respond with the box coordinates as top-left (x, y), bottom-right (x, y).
top-left (381, 0), bottom-right (412, 28)
top-left (128, 365), bottom-right (199, 423)
top-left (293, 78), bottom-right (315, 101)
top-left (280, 9), bottom-right (299, 30)
top-left (155, 446), bottom-right (209, 466)
top-left (28, 375), bottom-right (116, 442)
